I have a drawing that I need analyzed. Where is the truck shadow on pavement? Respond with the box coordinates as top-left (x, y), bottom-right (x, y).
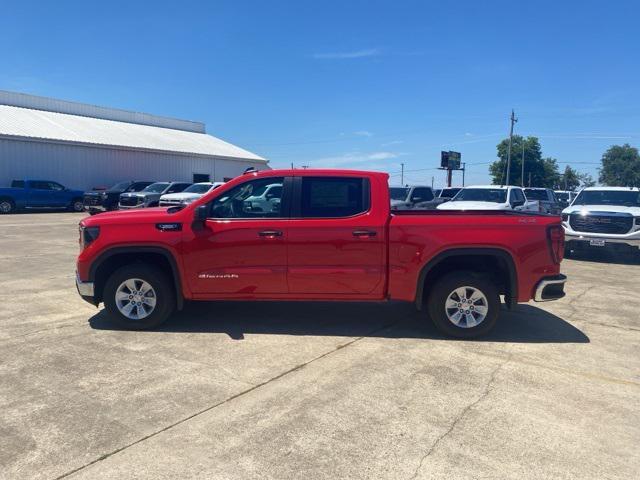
top-left (89, 301), bottom-right (589, 344)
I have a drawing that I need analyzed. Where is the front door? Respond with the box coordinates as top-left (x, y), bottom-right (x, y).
top-left (182, 176), bottom-right (289, 297)
top-left (286, 176), bottom-right (385, 296)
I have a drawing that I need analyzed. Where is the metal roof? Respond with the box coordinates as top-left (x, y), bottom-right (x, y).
top-left (0, 90), bottom-right (205, 133)
top-left (0, 104), bottom-right (266, 162)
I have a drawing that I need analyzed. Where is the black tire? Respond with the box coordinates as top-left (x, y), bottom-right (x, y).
top-left (70, 198), bottom-right (84, 212)
top-left (0, 198), bottom-right (15, 214)
top-left (103, 264), bottom-right (175, 330)
top-left (427, 270), bottom-right (500, 339)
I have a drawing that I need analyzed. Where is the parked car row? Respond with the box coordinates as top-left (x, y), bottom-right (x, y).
top-left (84, 181), bottom-right (224, 214)
top-left (391, 185), bottom-right (556, 213)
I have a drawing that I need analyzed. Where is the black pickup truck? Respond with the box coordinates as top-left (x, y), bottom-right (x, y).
top-left (83, 181), bottom-right (154, 215)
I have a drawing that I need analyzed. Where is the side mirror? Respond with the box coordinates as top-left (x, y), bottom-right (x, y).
top-left (194, 204), bottom-right (208, 221)
top-left (192, 204), bottom-right (209, 230)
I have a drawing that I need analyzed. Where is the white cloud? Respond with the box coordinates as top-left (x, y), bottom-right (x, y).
top-left (354, 130), bottom-right (373, 137)
top-left (382, 140), bottom-right (403, 146)
top-left (303, 151), bottom-right (399, 168)
top-left (368, 151), bottom-right (398, 160)
top-left (313, 48), bottom-right (381, 60)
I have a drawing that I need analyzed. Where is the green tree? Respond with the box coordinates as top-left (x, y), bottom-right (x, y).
top-left (561, 166), bottom-right (581, 190)
top-left (578, 172), bottom-right (596, 188)
top-left (489, 136), bottom-right (560, 187)
top-left (599, 144), bottom-right (640, 186)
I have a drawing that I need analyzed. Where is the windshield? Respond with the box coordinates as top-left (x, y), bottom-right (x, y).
top-left (524, 189), bottom-right (548, 201)
top-left (555, 192), bottom-right (569, 201)
top-left (453, 188), bottom-right (507, 203)
top-left (109, 181), bottom-right (131, 191)
top-left (573, 190), bottom-right (640, 207)
top-left (142, 182), bottom-right (170, 193)
top-left (183, 184), bottom-right (212, 194)
top-left (389, 187), bottom-right (409, 201)
top-left (440, 188), bottom-right (461, 198)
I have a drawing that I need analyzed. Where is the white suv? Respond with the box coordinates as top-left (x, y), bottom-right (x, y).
top-left (562, 187), bottom-right (640, 251)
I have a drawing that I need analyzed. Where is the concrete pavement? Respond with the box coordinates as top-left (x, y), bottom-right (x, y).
top-left (0, 213), bottom-right (638, 479)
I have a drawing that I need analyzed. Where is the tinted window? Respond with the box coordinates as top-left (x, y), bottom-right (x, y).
top-left (524, 189), bottom-right (548, 200)
top-left (573, 190), bottom-right (640, 207)
top-left (31, 181), bottom-right (50, 190)
top-left (389, 187), bottom-right (409, 201)
top-left (110, 181), bottom-right (132, 191)
top-left (11, 180), bottom-right (24, 188)
top-left (410, 187), bottom-right (434, 202)
top-left (210, 177), bottom-right (285, 218)
top-left (165, 183), bottom-right (192, 194)
top-left (301, 177), bottom-right (368, 218)
top-left (454, 188), bottom-right (507, 203)
top-left (440, 188), bottom-right (461, 198)
top-left (143, 183), bottom-right (170, 193)
top-left (48, 182), bottom-right (64, 191)
top-left (184, 183), bottom-right (213, 194)
top-left (129, 182), bottom-right (153, 192)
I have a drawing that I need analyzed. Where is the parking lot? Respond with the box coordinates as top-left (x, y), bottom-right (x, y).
top-left (1, 212), bottom-right (638, 480)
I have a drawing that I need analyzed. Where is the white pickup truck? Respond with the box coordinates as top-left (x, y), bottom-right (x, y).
top-left (562, 187), bottom-right (640, 253)
top-left (437, 185), bottom-right (539, 212)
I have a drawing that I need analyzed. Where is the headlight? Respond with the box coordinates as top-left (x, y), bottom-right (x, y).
top-left (181, 198), bottom-right (197, 205)
top-left (79, 225), bottom-right (100, 250)
top-left (561, 213), bottom-right (569, 222)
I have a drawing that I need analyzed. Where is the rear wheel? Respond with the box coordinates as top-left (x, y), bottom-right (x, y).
top-left (103, 264), bottom-right (175, 330)
top-left (0, 199), bottom-right (15, 214)
top-left (427, 271), bottom-right (499, 338)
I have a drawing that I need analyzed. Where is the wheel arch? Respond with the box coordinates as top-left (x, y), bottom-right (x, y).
top-left (89, 246), bottom-right (184, 310)
top-left (415, 248), bottom-right (518, 310)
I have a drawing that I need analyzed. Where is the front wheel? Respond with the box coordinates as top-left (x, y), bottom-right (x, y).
top-left (103, 264), bottom-right (175, 330)
top-left (70, 199), bottom-right (84, 212)
top-left (427, 271), bottom-right (500, 338)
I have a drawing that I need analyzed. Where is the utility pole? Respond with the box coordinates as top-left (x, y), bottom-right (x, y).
top-left (400, 163), bottom-right (405, 186)
top-left (506, 109), bottom-right (517, 185)
top-left (528, 172), bottom-right (532, 187)
top-left (521, 141), bottom-right (525, 187)
top-left (462, 162), bottom-right (466, 186)
top-left (431, 176), bottom-right (434, 189)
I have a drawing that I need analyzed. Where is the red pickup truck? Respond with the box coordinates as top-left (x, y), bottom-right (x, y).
top-left (76, 169), bottom-right (566, 338)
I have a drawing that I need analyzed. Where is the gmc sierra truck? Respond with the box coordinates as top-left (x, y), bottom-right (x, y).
top-left (76, 169), bottom-right (567, 338)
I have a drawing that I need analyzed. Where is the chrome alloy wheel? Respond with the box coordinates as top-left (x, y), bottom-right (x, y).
top-left (0, 201), bottom-right (12, 213)
top-left (115, 278), bottom-right (157, 320)
top-left (445, 286), bottom-right (489, 328)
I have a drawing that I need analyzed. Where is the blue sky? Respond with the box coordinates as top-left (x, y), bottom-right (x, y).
top-left (1, 0), bottom-right (638, 187)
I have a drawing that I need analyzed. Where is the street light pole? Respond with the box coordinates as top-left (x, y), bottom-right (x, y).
top-left (400, 163), bottom-right (404, 186)
top-left (506, 109), bottom-right (517, 185)
top-left (521, 141), bottom-right (525, 187)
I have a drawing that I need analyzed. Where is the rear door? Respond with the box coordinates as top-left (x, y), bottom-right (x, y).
top-left (286, 175), bottom-right (385, 296)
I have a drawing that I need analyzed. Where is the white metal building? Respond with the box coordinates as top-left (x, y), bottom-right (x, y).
top-left (0, 90), bottom-right (268, 190)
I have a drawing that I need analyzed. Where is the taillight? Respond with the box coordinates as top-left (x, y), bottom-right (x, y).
top-left (79, 225), bottom-right (100, 250)
top-left (547, 225), bottom-right (564, 264)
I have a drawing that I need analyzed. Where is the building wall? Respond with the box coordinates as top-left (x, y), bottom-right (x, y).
top-left (0, 138), bottom-right (267, 190)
